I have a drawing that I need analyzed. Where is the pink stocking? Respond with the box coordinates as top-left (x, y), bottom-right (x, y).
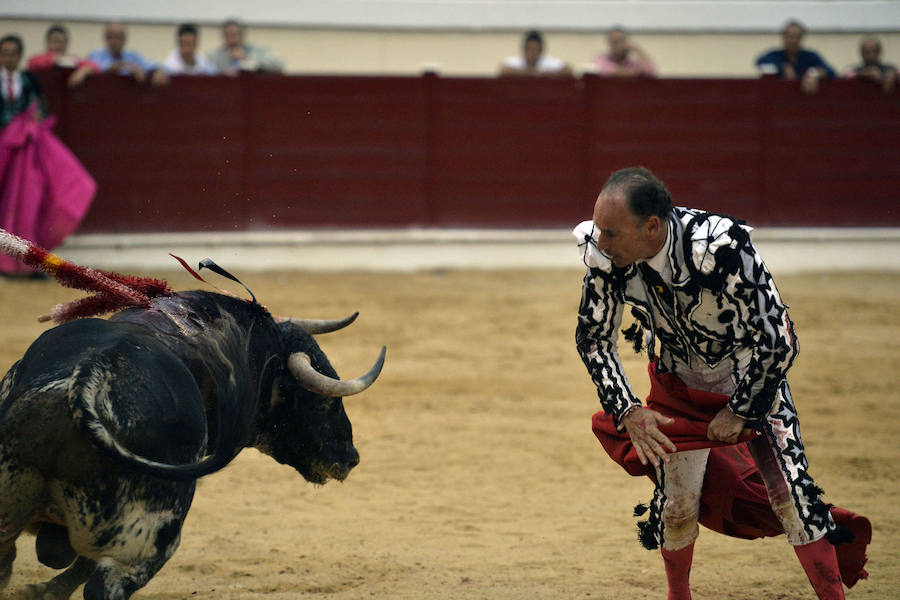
top-left (793, 537), bottom-right (845, 600)
top-left (661, 542), bottom-right (694, 600)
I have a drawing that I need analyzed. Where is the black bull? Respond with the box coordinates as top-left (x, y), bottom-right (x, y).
top-left (0, 290), bottom-right (384, 600)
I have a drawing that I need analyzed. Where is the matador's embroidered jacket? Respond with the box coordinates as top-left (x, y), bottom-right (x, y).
top-left (574, 207), bottom-right (798, 428)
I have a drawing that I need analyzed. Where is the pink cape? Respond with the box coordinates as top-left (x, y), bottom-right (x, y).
top-left (0, 106), bottom-right (96, 274)
top-left (591, 361), bottom-right (871, 587)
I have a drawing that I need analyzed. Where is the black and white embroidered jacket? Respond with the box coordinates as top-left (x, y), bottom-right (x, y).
top-left (574, 207), bottom-right (798, 428)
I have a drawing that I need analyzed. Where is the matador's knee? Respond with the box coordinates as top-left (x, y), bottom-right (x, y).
top-left (661, 500), bottom-right (701, 551)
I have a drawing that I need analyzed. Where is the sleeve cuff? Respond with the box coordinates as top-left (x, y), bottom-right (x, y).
top-left (614, 402), bottom-right (643, 431)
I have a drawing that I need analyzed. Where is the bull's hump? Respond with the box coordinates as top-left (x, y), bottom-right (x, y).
top-left (112, 292), bottom-right (225, 337)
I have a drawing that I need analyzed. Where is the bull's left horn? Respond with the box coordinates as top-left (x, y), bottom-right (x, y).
top-left (276, 312), bottom-right (359, 334)
top-left (287, 346), bottom-right (386, 397)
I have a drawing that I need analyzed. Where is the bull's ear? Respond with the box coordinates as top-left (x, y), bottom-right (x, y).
top-left (287, 347), bottom-right (385, 397)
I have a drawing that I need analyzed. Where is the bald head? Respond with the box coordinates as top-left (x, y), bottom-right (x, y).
top-left (104, 22), bottom-right (127, 56)
top-left (860, 37), bottom-right (882, 66)
top-left (589, 167), bottom-right (671, 267)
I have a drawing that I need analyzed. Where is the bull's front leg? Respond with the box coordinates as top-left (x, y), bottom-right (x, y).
top-left (13, 555), bottom-right (95, 600)
top-left (82, 545), bottom-right (179, 600)
top-left (0, 541), bottom-right (15, 591)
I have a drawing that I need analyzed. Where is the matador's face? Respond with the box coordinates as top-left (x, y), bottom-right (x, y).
top-left (592, 188), bottom-right (660, 268)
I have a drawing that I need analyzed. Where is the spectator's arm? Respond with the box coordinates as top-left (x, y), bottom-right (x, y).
top-left (498, 56), bottom-right (529, 77)
top-left (813, 53), bottom-right (837, 78)
top-left (253, 47), bottom-right (284, 73)
top-left (67, 64), bottom-right (94, 87)
top-left (552, 63), bottom-right (574, 77)
top-left (883, 66), bottom-right (898, 94)
top-left (799, 53), bottom-right (835, 94)
top-left (754, 50), bottom-right (782, 76)
top-left (592, 55), bottom-right (614, 76)
top-left (78, 58), bottom-right (100, 73)
top-left (27, 53), bottom-right (55, 71)
top-left (499, 64), bottom-right (525, 76)
top-left (136, 52), bottom-right (160, 75)
top-left (628, 43), bottom-right (656, 76)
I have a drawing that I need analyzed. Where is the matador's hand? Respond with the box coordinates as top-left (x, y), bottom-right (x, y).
top-left (707, 406), bottom-right (753, 444)
top-left (621, 408), bottom-right (677, 468)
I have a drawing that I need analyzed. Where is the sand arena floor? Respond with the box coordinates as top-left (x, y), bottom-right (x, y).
top-left (1, 269), bottom-right (898, 599)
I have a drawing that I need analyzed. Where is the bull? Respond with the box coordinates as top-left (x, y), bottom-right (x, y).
top-left (0, 290), bottom-right (384, 600)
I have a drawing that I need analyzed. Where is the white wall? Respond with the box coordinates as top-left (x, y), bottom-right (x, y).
top-left (4, 1), bottom-right (899, 31)
top-left (3, 17), bottom-right (899, 77)
top-left (56, 229), bottom-right (900, 273)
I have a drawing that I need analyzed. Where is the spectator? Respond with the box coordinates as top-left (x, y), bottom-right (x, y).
top-left (846, 36), bottom-right (897, 95)
top-left (208, 19), bottom-right (284, 76)
top-left (498, 30), bottom-right (572, 77)
top-left (1, 34), bottom-right (47, 127)
top-left (26, 24), bottom-right (99, 87)
top-left (87, 22), bottom-right (167, 86)
top-left (755, 20), bottom-right (835, 94)
top-left (0, 34), bottom-right (96, 278)
top-left (163, 23), bottom-right (217, 75)
top-left (593, 27), bottom-right (656, 77)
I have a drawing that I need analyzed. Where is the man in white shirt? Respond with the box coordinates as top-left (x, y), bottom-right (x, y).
top-left (163, 23), bottom-right (217, 75)
top-left (499, 30), bottom-right (572, 78)
top-left (207, 19), bottom-right (284, 76)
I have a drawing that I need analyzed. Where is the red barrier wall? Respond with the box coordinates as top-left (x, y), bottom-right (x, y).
top-left (35, 71), bottom-right (900, 232)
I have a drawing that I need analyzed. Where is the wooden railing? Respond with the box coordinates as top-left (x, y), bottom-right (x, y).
top-left (35, 70), bottom-right (900, 232)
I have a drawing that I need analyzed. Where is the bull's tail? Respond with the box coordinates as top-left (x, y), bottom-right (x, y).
top-left (66, 357), bottom-right (241, 482)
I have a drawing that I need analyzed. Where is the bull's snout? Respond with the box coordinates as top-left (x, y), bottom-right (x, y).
top-left (322, 444), bottom-right (359, 482)
top-left (344, 447), bottom-right (360, 469)
top-left (336, 444), bottom-right (360, 475)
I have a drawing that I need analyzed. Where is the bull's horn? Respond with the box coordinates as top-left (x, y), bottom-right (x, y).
top-left (287, 346), bottom-right (386, 397)
top-left (276, 312), bottom-right (359, 334)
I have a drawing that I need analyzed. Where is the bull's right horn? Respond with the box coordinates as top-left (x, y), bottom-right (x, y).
top-left (287, 346), bottom-right (386, 397)
top-left (276, 312), bottom-right (359, 334)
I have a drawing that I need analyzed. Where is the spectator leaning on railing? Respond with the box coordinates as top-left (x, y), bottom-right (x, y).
top-left (593, 27), bottom-right (657, 77)
top-left (845, 36), bottom-right (897, 95)
top-left (87, 22), bottom-right (168, 86)
top-left (755, 20), bottom-right (835, 94)
top-left (498, 30), bottom-right (572, 78)
top-left (163, 23), bottom-right (217, 75)
top-left (26, 24), bottom-right (98, 87)
top-left (208, 19), bottom-right (284, 76)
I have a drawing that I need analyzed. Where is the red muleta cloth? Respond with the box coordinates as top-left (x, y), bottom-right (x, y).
top-left (0, 105), bottom-right (96, 275)
top-left (591, 361), bottom-right (871, 587)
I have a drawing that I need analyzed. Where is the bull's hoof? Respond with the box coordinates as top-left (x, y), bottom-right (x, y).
top-left (13, 583), bottom-right (67, 600)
